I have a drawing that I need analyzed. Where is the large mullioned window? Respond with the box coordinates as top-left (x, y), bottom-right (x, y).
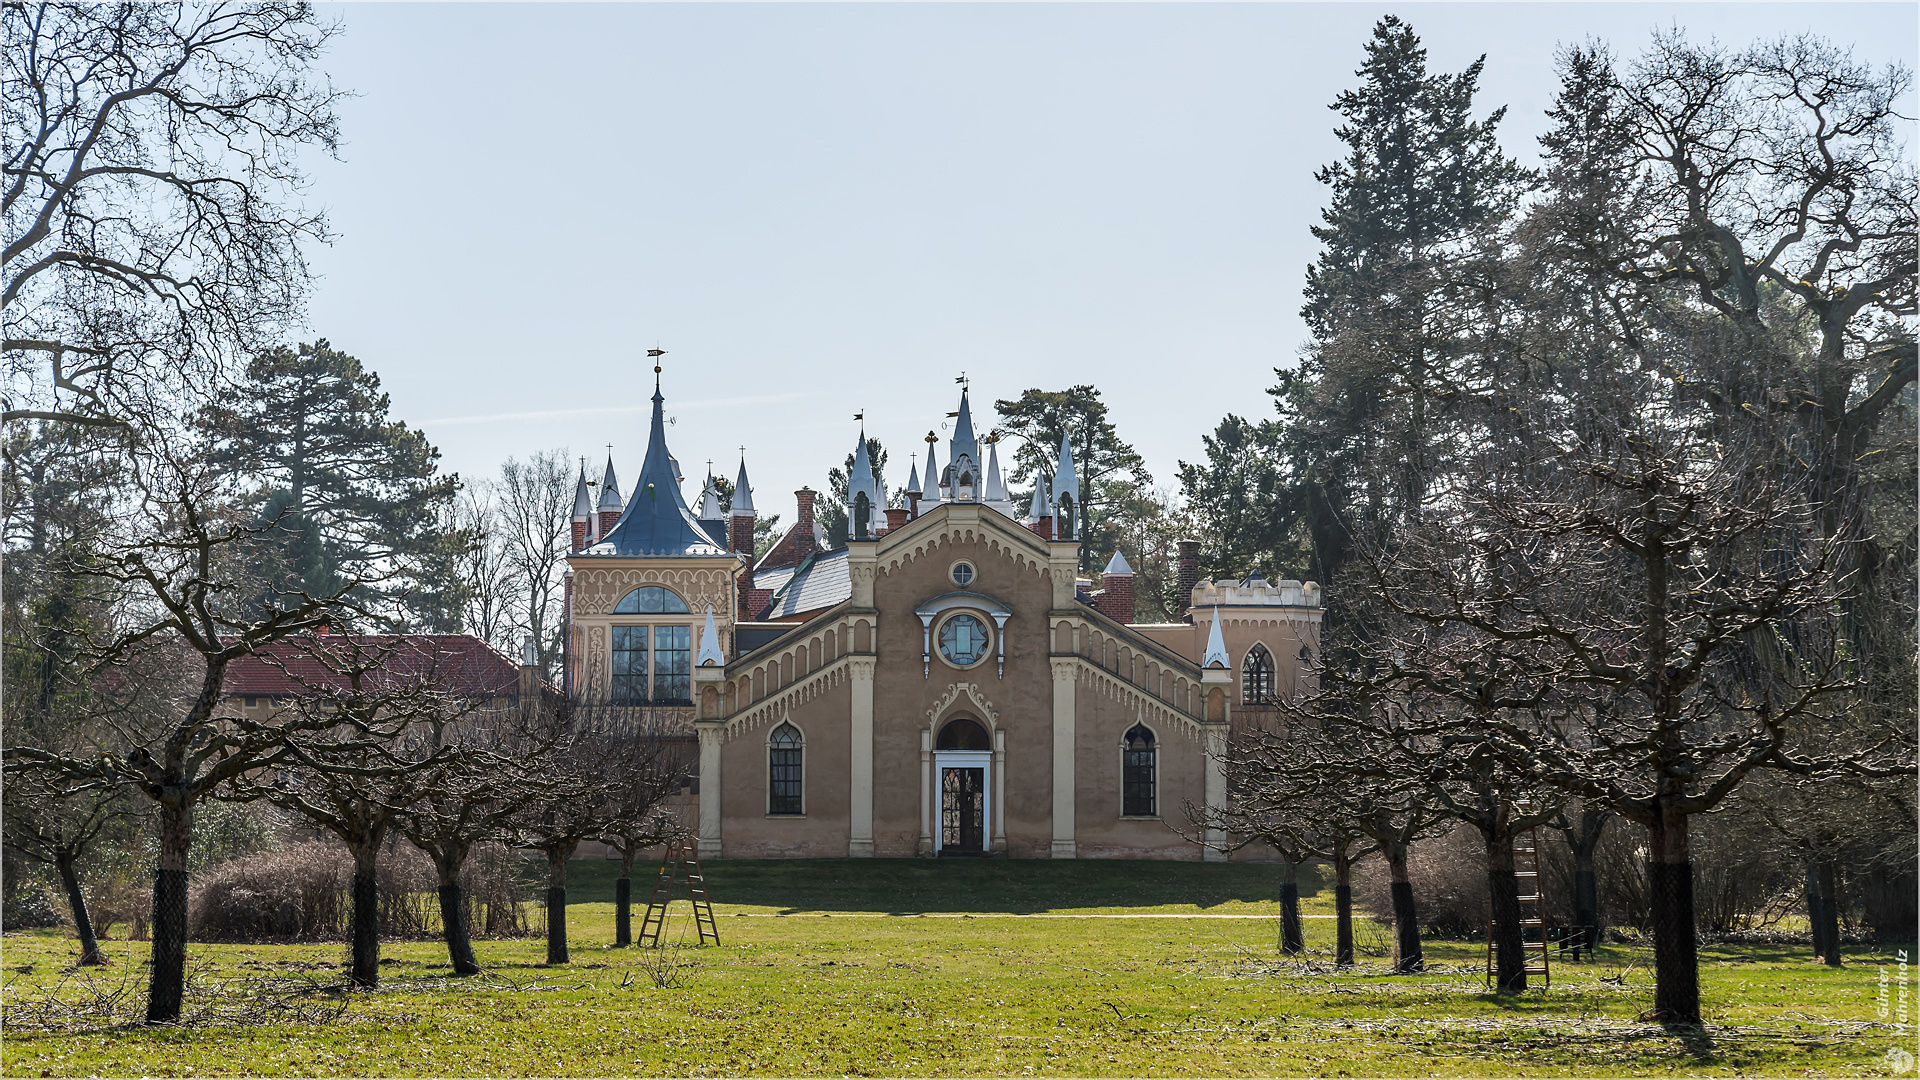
top-left (609, 587), bottom-right (694, 704)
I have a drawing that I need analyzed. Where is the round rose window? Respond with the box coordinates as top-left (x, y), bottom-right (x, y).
top-left (938, 613), bottom-right (988, 667)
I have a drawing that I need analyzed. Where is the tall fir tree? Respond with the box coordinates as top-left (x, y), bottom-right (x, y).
top-left (200, 340), bottom-right (465, 627)
top-left (1281, 15), bottom-right (1529, 601)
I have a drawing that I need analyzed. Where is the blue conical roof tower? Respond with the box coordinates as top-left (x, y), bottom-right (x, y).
top-left (595, 372), bottom-right (729, 557)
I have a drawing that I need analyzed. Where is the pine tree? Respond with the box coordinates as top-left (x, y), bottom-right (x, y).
top-left (993, 386), bottom-right (1146, 571)
top-left (201, 341), bottom-right (464, 626)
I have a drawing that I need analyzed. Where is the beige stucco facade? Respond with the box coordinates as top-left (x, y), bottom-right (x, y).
top-left (566, 499), bottom-right (1322, 861)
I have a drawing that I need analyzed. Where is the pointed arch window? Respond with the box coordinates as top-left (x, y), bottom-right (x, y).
top-left (853, 492), bottom-right (872, 539)
top-left (1243, 644), bottom-right (1274, 703)
top-left (1056, 493), bottom-right (1075, 539)
top-left (769, 723), bottom-right (803, 815)
top-left (1122, 725), bottom-right (1156, 817)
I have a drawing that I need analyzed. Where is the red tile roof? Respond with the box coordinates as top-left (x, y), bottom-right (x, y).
top-left (222, 634), bottom-right (530, 699)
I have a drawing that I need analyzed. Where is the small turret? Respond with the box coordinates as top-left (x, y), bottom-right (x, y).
top-left (922, 432), bottom-right (941, 509)
top-left (1051, 429), bottom-right (1079, 540)
top-left (597, 453), bottom-right (624, 538)
top-left (984, 434), bottom-right (1014, 516)
top-left (948, 389), bottom-right (980, 502)
top-left (729, 457), bottom-right (756, 556)
top-left (695, 607), bottom-right (726, 668)
top-left (1026, 474), bottom-right (1053, 539)
top-left (905, 459), bottom-right (923, 518)
top-left (1203, 608), bottom-right (1230, 669)
top-left (696, 468), bottom-right (725, 548)
top-left (570, 463), bottom-right (593, 550)
top-left (847, 430), bottom-right (881, 540)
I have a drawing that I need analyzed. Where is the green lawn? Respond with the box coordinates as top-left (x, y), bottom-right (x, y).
top-left (3, 859), bottom-right (1911, 1077)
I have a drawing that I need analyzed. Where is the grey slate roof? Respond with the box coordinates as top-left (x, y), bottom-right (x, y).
top-left (592, 383), bottom-right (730, 558)
top-left (758, 549), bottom-right (852, 619)
top-left (753, 564), bottom-right (798, 597)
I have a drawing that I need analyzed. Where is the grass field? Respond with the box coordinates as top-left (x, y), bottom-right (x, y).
top-left (3, 858), bottom-right (1913, 1077)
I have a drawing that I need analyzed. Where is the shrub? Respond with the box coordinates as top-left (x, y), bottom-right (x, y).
top-left (187, 840), bottom-right (531, 943)
top-left (189, 842), bottom-right (346, 940)
top-left (1355, 825), bottom-right (1489, 939)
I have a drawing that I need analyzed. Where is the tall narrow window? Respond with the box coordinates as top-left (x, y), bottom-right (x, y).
top-left (1122, 725), bottom-right (1156, 817)
top-left (1243, 644), bottom-right (1274, 703)
top-left (769, 723), bottom-right (803, 815)
top-left (652, 625), bottom-right (691, 703)
top-left (611, 626), bottom-right (649, 703)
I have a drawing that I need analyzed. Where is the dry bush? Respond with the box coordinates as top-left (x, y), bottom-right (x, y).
top-left (187, 840), bottom-right (530, 943)
top-left (190, 842), bottom-right (346, 941)
top-left (1356, 825), bottom-right (1490, 939)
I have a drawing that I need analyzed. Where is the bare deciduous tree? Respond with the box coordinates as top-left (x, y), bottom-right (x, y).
top-left (3, 2), bottom-right (344, 429)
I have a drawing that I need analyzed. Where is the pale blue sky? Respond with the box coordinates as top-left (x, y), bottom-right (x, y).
top-left (301, 3), bottom-right (1916, 515)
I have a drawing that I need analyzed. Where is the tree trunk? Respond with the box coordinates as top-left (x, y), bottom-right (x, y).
top-left (54, 848), bottom-right (105, 967)
top-left (1278, 859), bottom-right (1305, 956)
top-left (432, 857), bottom-right (481, 976)
top-left (615, 845), bottom-right (637, 947)
top-left (144, 800), bottom-right (192, 1024)
top-left (1816, 859), bottom-right (1843, 967)
top-left (1646, 808), bottom-right (1701, 1024)
top-left (1483, 820), bottom-right (1527, 993)
top-left (545, 844), bottom-right (573, 965)
top-left (1382, 840), bottom-right (1424, 974)
top-left (1570, 809), bottom-right (1608, 951)
top-left (1803, 859), bottom-right (1828, 962)
top-left (349, 844), bottom-right (381, 989)
top-left (1332, 845), bottom-right (1354, 968)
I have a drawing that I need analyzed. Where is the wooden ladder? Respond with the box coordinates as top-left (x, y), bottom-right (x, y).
top-left (1485, 824), bottom-right (1551, 989)
top-left (637, 843), bottom-right (721, 947)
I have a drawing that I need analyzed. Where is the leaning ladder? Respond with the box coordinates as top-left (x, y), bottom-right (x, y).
top-left (638, 843), bottom-right (721, 947)
top-left (1485, 824), bottom-right (1551, 989)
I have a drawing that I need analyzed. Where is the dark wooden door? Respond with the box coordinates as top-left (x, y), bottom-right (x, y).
top-left (940, 767), bottom-right (985, 853)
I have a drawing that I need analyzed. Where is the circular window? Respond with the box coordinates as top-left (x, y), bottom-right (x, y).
top-left (937, 613), bottom-right (989, 668)
top-left (950, 561), bottom-right (975, 587)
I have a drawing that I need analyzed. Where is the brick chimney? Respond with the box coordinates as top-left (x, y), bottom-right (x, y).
top-left (597, 508), bottom-right (620, 538)
top-left (884, 507), bottom-right (909, 534)
top-left (795, 488), bottom-right (817, 560)
top-left (571, 519), bottom-right (588, 552)
top-left (1175, 539), bottom-right (1201, 621)
top-left (1098, 570), bottom-right (1134, 624)
top-left (1028, 516), bottom-right (1052, 539)
top-left (729, 514), bottom-right (753, 556)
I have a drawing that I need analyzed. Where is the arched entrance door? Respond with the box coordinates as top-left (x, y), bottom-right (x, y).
top-left (934, 718), bottom-right (991, 855)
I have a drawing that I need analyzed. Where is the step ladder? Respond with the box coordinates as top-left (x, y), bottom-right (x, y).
top-left (637, 843), bottom-right (721, 947)
top-left (1485, 823), bottom-right (1551, 989)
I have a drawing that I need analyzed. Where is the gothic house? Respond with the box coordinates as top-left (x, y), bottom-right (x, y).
top-left (563, 376), bottom-right (1321, 859)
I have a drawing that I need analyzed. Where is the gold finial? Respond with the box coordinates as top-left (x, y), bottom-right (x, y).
top-left (925, 430), bottom-right (938, 444)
